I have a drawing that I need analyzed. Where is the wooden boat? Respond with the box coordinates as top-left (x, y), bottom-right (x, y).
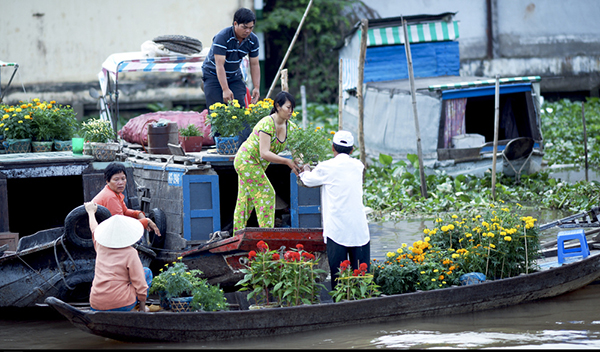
top-left (0, 205), bottom-right (156, 308)
top-left (45, 239), bottom-right (600, 343)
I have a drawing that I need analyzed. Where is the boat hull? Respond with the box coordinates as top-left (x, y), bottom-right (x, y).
top-left (45, 251), bottom-right (600, 343)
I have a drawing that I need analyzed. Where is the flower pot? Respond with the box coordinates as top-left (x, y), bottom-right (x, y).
top-left (5, 138), bottom-right (31, 154)
top-left (214, 135), bottom-right (240, 155)
top-left (179, 135), bottom-right (204, 153)
top-left (83, 142), bottom-right (94, 155)
top-left (158, 291), bottom-right (171, 310)
top-left (92, 142), bottom-right (119, 161)
top-left (31, 141), bottom-right (53, 152)
top-left (169, 296), bottom-right (194, 312)
top-left (53, 139), bottom-right (72, 151)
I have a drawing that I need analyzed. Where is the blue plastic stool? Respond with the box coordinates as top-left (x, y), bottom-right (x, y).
top-left (557, 229), bottom-right (590, 264)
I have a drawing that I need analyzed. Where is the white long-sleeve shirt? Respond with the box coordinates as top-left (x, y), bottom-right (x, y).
top-left (299, 153), bottom-right (370, 247)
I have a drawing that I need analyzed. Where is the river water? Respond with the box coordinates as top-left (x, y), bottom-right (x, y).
top-left (2, 168), bottom-right (599, 349)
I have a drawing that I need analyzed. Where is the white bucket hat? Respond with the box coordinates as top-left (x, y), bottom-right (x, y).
top-left (94, 215), bottom-right (144, 249)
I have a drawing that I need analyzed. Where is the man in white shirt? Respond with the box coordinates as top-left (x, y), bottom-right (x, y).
top-left (299, 130), bottom-right (371, 288)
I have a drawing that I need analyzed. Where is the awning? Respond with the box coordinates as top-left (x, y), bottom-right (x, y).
top-left (362, 20), bottom-right (459, 47)
top-left (428, 76), bottom-right (541, 92)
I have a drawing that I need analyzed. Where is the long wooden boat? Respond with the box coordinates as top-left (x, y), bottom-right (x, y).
top-left (45, 242), bottom-right (600, 343)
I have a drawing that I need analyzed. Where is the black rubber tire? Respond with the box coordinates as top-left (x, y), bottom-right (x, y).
top-left (153, 35), bottom-right (203, 49)
top-left (64, 205), bottom-right (112, 248)
top-left (160, 42), bottom-right (201, 55)
top-left (147, 208), bottom-right (166, 249)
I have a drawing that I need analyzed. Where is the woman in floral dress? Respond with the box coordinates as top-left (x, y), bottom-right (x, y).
top-left (233, 91), bottom-right (301, 235)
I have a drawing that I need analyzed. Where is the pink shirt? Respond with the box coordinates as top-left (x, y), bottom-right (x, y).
top-left (92, 185), bottom-right (149, 229)
top-left (90, 238), bottom-right (148, 310)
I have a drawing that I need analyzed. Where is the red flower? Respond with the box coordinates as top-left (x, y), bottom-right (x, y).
top-left (359, 262), bottom-right (368, 271)
top-left (301, 252), bottom-right (315, 261)
top-left (248, 250), bottom-right (257, 260)
top-left (284, 251), bottom-right (300, 262)
top-left (353, 269), bottom-right (361, 276)
top-left (257, 240), bottom-right (268, 252)
top-left (296, 244), bottom-right (304, 251)
top-left (339, 259), bottom-right (351, 272)
top-left (272, 253), bottom-right (280, 261)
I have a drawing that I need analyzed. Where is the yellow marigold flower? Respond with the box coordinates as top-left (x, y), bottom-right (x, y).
top-left (420, 271), bottom-right (426, 274)
top-left (490, 243), bottom-right (496, 248)
top-left (517, 203), bottom-right (522, 207)
top-left (386, 252), bottom-right (395, 258)
top-left (20, 104), bottom-right (27, 109)
top-left (431, 279), bottom-right (436, 282)
top-left (172, 261), bottom-right (177, 265)
top-left (18, 120), bottom-right (23, 123)
top-left (244, 110), bottom-right (250, 115)
top-left (433, 269), bottom-right (439, 273)
top-left (4, 127), bottom-right (8, 131)
top-left (488, 233), bottom-right (495, 238)
top-left (232, 115), bottom-right (237, 119)
top-left (441, 225), bottom-right (449, 232)
top-left (396, 248), bottom-right (403, 254)
top-left (177, 256), bottom-right (182, 260)
top-left (423, 229), bottom-right (430, 235)
top-left (47, 104), bottom-right (53, 109)
top-left (500, 231), bottom-right (506, 236)
top-left (15, 108), bottom-right (21, 112)
top-left (504, 236), bottom-right (512, 241)
top-left (330, 131), bottom-right (335, 135)
top-left (159, 268), bottom-right (163, 272)
top-left (452, 214), bottom-right (458, 219)
top-left (186, 272), bottom-right (191, 275)
top-left (465, 233), bottom-right (472, 237)
top-left (33, 98), bottom-right (39, 102)
top-left (292, 112), bottom-right (298, 117)
top-left (8, 107), bottom-right (14, 112)
top-left (402, 243), bottom-right (407, 248)
top-left (436, 218), bottom-right (442, 223)
top-left (448, 224), bottom-right (455, 230)
top-left (211, 112), bottom-right (217, 117)
top-left (442, 281), bottom-right (447, 284)
top-left (2, 114), bottom-right (8, 119)
top-left (424, 236), bottom-right (430, 242)
top-left (452, 253), bottom-right (459, 259)
top-left (172, 273), bottom-right (176, 276)
top-left (24, 115), bottom-right (31, 119)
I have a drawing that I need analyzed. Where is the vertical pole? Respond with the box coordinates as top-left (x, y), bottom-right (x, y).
top-left (266, 0), bottom-right (313, 99)
top-left (300, 85), bottom-right (307, 129)
top-left (491, 75), bottom-right (500, 200)
top-left (402, 18), bottom-right (427, 198)
top-left (281, 69), bottom-right (288, 92)
top-left (338, 58), bottom-right (343, 131)
top-left (357, 19), bottom-right (368, 166)
top-left (582, 101), bottom-right (589, 182)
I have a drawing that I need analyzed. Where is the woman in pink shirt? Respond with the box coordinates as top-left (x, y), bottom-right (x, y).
top-left (92, 162), bottom-right (160, 236)
top-left (85, 202), bottom-right (152, 312)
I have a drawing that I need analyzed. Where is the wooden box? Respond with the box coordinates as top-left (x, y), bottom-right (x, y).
top-left (0, 232), bottom-right (19, 251)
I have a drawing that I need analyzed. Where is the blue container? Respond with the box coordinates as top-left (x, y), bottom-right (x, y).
top-left (459, 272), bottom-right (486, 286)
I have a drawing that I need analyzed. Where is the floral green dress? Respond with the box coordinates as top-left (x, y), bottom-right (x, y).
top-left (233, 115), bottom-right (292, 235)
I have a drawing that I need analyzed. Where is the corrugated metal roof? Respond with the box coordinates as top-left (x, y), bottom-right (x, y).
top-left (362, 20), bottom-right (459, 46)
top-left (428, 76), bottom-right (542, 91)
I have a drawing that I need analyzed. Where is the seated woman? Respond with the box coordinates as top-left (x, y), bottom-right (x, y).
top-left (92, 162), bottom-right (160, 236)
top-left (85, 201), bottom-right (151, 312)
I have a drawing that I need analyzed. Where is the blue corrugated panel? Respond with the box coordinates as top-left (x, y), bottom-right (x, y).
top-left (365, 41), bottom-right (459, 83)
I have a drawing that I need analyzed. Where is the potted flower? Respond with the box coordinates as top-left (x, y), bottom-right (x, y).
top-left (150, 257), bottom-right (229, 312)
top-left (236, 241), bottom-right (327, 308)
top-left (206, 99), bottom-right (248, 155)
top-left (330, 260), bottom-right (380, 302)
top-left (80, 117), bottom-right (118, 161)
top-left (1, 102), bottom-right (34, 153)
top-left (178, 123), bottom-right (204, 153)
top-left (49, 102), bottom-right (78, 151)
top-left (286, 123), bottom-right (334, 187)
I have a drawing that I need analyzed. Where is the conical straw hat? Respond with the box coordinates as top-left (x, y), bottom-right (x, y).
top-left (94, 215), bottom-right (143, 248)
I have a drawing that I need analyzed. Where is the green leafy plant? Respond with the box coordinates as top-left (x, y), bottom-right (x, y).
top-left (206, 100), bottom-right (248, 137)
top-left (330, 260), bottom-right (380, 302)
top-left (1, 102), bottom-right (34, 139)
top-left (236, 240), bottom-right (327, 307)
top-left (81, 117), bottom-right (116, 143)
top-left (179, 123), bottom-right (203, 137)
top-left (150, 257), bottom-right (229, 312)
top-left (287, 123), bottom-right (334, 165)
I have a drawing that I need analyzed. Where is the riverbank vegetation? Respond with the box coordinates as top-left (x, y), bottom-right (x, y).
top-left (296, 98), bottom-right (600, 221)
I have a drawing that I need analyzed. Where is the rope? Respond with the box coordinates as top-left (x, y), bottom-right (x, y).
top-left (53, 235), bottom-right (75, 290)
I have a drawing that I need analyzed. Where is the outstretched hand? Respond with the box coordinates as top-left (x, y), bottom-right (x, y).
top-left (288, 159), bottom-right (301, 176)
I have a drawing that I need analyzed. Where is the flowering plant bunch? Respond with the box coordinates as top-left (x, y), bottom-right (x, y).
top-left (1, 103), bottom-right (34, 139)
top-left (150, 257), bottom-right (229, 312)
top-left (236, 241), bottom-right (327, 307)
top-left (206, 99), bottom-right (248, 137)
top-left (330, 260), bottom-right (380, 302)
top-left (287, 123), bottom-right (334, 165)
top-left (372, 202), bottom-right (541, 295)
top-left (245, 98), bottom-right (274, 127)
top-left (1, 99), bottom-right (78, 141)
top-left (81, 117), bottom-right (116, 143)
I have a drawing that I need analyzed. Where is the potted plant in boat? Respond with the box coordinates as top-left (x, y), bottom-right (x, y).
top-left (80, 117), bottom-right (118, 161)
top-left (49, 102), bottom-right (78, 151)
top-left (1, 102), bottom-right (33, 153)
top-left (206, 99), bottom-right (248, 155)
top-left (150, 257), bottom-right (229, 312)
top-left (178, 123), bottom-right (204, 153)
top-left (286, 123), bottom-right (334, 187)
top-left (29, 100), bottom-right (75, 152)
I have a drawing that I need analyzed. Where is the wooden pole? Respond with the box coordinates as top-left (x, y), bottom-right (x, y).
top-left (582, 101), bottom-right (589, 182)
top-left (357, 19), bottom-right (368, 167)
top-left (491, 75), bottom-right (500, 200)
top-left (265, 0), bottom-right (313, 100)
top-left (301, 85), bottom-right (307, 129)
top-left (402, 18), bottom-right (427, 199)
top-left (338, 58), bottom-right (343, 130)
top-left (281, 69), bottom-right (288, 92)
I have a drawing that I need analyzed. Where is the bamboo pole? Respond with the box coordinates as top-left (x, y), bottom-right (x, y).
top-left (338, 58), bottom-right (343, 130)
top-left (582, 102), bottom-right (589, 182)
top-left (491, 75), bottom-right (500, 200)
top-left (281, 69), bottom-right (288, 92)
top-left (402, 18), bottom-right (427, 199)
top-left (265, 0), bottom-right (313, 100)
top-left (357, 19), bottom-right (368, 166)
top-left (301, 85), bottom-right (307, 129)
